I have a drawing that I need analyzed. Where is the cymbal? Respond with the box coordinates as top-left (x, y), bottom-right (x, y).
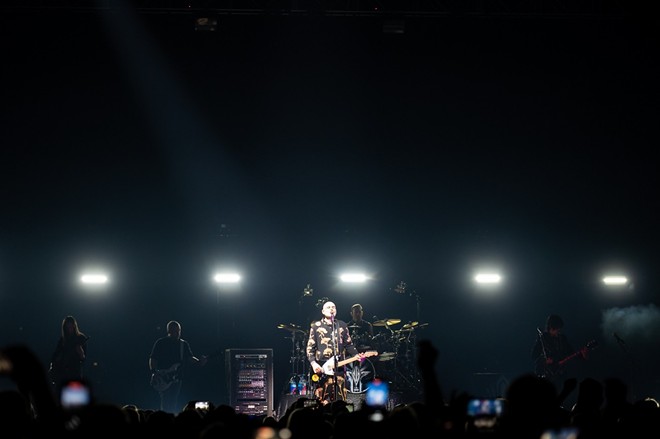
top-left (378, 352), bottom-right (396, 362)
top-left (277, 323), bottom-right (305, 334)
top-left (372, 318), bottom-right (401, 327)
top-left (401, 321), bottom-right (419, 330)
top-left (347, 324), bottom-right (361, 329)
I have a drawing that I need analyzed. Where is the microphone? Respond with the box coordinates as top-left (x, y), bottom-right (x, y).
top-left (536, 327), bottom-right (543, 335)
top-left (613, 332), bottom-right (626, 345)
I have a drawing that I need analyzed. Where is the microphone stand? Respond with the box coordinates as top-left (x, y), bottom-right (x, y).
top-left (536, 328), bottom-right (549, 377)
top-left (614, 332), bottom-right (641, 401)
top-left (330, 315), bottom-right (340, 403)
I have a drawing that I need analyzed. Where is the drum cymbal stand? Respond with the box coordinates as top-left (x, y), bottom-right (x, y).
top-left (279, 325), bottom-right (309, 394)
top-left (392, 329), bottom-right (421, 395)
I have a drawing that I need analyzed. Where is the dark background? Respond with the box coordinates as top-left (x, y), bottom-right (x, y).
top-left (1, 2), bottom-right (659, 411)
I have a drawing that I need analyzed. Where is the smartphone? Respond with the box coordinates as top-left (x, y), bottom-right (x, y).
top-left (61, 380), bottom-right (91, 409)
top-left (303, 398), bottom-right (319, 409)
top-left (365, 378), bottom-right (389, 408)
top-left (467, 398), bottom-right (503, 417)
top-left (194, 401), bottom-right (210, 410)
top-left (541, 427), bottom-right (580, 439)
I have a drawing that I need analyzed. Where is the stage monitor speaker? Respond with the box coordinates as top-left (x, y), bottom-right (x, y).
top-left (225, 348), bottom-right (274, 417)
top-left (276, 394), bottom-right (303, 418)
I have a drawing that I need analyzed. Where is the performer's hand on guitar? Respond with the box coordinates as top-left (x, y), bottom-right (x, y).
top-left (580, 346), bottom-right (589, 359)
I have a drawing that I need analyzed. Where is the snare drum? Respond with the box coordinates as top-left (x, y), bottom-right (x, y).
top-left (345, 358), bottom-right (376, 394)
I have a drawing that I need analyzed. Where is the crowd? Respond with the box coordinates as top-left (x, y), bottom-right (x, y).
top-left (1, 340), bottom-right (659, 438)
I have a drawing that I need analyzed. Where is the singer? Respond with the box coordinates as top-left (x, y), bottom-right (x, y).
top-left (306, 300), bottom-right (365, 404)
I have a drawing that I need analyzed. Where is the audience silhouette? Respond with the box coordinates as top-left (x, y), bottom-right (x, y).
top-left (1, 340), bottom-right (659, 438)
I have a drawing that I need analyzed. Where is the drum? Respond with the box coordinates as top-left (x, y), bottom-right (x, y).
top-left (345, 358), bottom-right (376, 394)
top-left (372, 333), bottom-right (396, 362)
top-left (349, 329), bottom-right (373, 352)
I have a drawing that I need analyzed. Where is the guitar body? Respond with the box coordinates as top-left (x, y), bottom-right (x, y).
top-left (150, 363), bottom-right (181, 392)
top-left (311, 351), bottom-right (378, 404)
top-left (539, 340), bottom-right (597, 378)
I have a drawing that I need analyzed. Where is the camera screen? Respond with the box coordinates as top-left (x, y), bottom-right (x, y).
top-left (366, 378), bottom-right (389, 407)
top-left (61, 380), bottom-right (91, 408)
top-left (195, 401), bottom-right (210, 410)
top-left (541, 427), bottom-right (580, 439)
top-left (303, 398), bottom-right (319, 408)
top-left (467, 398), bottom-right (503, 417)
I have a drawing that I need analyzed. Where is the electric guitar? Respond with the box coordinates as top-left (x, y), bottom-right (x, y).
top-left (320, 351), bottom-right (379, 376)
top-left (149, 347), bottom-right (222, 392)
top-left (542, 339), bottom-right (598, 378)
top-left (150, 363), bottom-right (181, 392)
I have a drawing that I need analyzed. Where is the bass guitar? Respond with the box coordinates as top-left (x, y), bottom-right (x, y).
top-left (542, 339), bottom-right (598, 378)
top-left (150, 363), bottom-right (181, 392)
top-left (149, 347), bottom-right (222, 392)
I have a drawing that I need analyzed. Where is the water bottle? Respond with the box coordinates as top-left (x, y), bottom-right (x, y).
top-left (289, 376), bottom-right (298, 395)
top-left (298, 375), bottom-right (307, 396)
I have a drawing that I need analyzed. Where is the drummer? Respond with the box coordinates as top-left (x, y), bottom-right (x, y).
top-left (348, 304), bottom-right (374, 352)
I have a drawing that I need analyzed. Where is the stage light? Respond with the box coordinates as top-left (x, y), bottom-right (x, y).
top-left (339, 273), bottom-right (368, 283)
top-left (80, 274), bottom-right (108, 284)
top-left (474, 273), bottom-right (501, 284)
top-left (602, 276), bottom-right (628, 285)
top-left (394, 281), bottom-right (407, 294)
top-left (214, 273), bottom-right (241, 283)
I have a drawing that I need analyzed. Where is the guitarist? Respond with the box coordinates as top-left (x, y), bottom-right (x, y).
top-left (49, 315), bottom-right (89, 397)
top-left (306, 300), bottom-right (366, 405)
top-left (531, 314), bottom-right (588, 391)
top-left (149, 320), bottom-right (207, 413)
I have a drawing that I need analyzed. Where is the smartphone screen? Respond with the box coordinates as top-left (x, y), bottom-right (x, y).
top-left (195, 401), bottom-right (210, 410)
top-left (541, 427), bottom-right (580, 439)
top-left (303, 398), bottom-right (319, 409)
top-left (467, 398), bottom-right (503, 431)
top-left (365, 378), bottom-right (389, 408)
top-left (61, 380), bottom-right (91, 408)
top-left (467, 398), bottom-right (503, 417)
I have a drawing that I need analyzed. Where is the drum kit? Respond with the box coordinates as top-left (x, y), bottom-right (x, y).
top-left (348, 317), bottom-right (429, 395)
top-left (277, 323), bottom-right (308, 378)
top-left (276, 317), bottom-right (429, 397)
top-left (365, 318), bottom-right (429, 392)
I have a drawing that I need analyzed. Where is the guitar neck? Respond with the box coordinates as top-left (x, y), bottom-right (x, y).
top-left (558, 351), bottom-right (580, 366)
top-left (336, 354), bottom-right (360, 369)
top-left (335, 351), bottom-right (377, 368)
